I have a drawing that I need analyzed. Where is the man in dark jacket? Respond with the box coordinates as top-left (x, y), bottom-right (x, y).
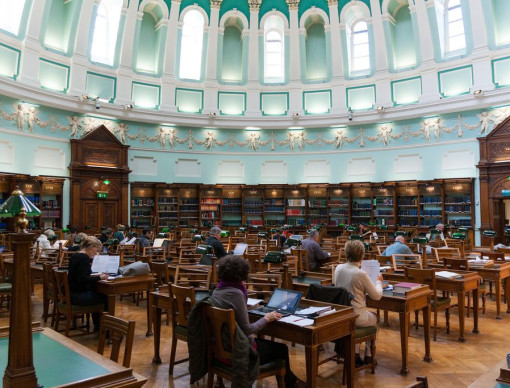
top-left (137, 228), bottom-right (152, 248)
top-left (205, 226), bottom-right (227, 258)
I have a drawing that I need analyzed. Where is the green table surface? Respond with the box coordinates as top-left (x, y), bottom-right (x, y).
top-left (293, 276), bottom-right (324, 285)
top-left (0, 331), bottom-right (110, 387)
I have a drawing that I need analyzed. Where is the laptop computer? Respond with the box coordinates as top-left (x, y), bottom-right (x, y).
top-left (250, 288), bottom-right (303, 317)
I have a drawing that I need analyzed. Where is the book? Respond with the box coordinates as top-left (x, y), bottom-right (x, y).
top-left (435, 270), bottom-right (462, 279)
top-left (295, 306), bottom-right (332, 317)
top-left (393, 282), bottom-right (421, 294)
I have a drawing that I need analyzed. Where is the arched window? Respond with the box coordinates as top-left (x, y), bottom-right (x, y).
top-left (90, 0), bottom-right (123, 66)
top-left (179, 10), bottom-right (204, 80)
top-left (350, 21), bottom-right (370, 73)
top-left (0, 0), bottom-right (26, 36)
top-left (445, 0), bottom-right (465, 52)
top-left (264, 15), bottom-right (285, 84)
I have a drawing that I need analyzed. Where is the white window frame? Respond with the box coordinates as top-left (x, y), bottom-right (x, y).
top-left (444, 0), bottom-right (466, 53)
top-left (348, 20), bottom-right (371, 76)
top-left (263, 16), bottom-right (285, 84)
top-left (0, 0), bottom-right (27, 36)
top-left (179, 9), bottom-right (205, 81)
top-left (90, 0), bottom-right (123, 66)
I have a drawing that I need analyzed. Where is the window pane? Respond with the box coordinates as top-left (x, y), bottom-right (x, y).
top-left (449, 20), bottom-right (464, 36)
top-left (448, 7), bottom-right (462, 21)
top-left (264, 17), bottom-right (285, 83)
top-left (0, 0), bottom-right (26, 35)
top-left (179, 10), bottom-right (204, 80)
top-left (353, 33), bottom-right (368, 45)
top-left (90, 0), bottom-right (123, 65)
top-left (449, 35), bottom-right (465, 51)
top-left (448, 0), bottom-right (461, 8)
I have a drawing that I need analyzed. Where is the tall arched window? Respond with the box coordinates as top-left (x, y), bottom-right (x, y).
top-left (90, 0), bottom-right (123, 66)
top-left (0, 0), bottom-right (27, 36)
top-left (445, 0), bottom-right (465, 52)
top-left (350, 21), bottom-right (370, 73)
top-left (264, 15), bottom-right (285, 84)
top-left (179, 10), bottom-right (204, 80)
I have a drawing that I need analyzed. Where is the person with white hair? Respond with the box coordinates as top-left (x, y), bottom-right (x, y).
top-left (301, 229), bottom-right (329, 271)
top-left (204, 226), bottom-right (228, 258)
top-left (34, 228), bottom-right (56, 258)
top-left (382, 235), bottom-right (413, 256)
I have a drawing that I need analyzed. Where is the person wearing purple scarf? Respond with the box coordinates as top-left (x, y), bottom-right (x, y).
top-left (212, 255), bottom-right (305, 388)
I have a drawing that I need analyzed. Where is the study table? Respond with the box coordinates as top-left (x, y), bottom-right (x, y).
top-left (0, 327), bottom-right (147, 387)
top-left (96, 274), bottom-right (155, 336)
top-left (470, 262), bottom-right (510, 319)
top-left (249, 298), bottom-right (358, 388)
top-left (383, 270), bottom-right (481, 341)
top-left (366, 285), bottom-right (432, 375)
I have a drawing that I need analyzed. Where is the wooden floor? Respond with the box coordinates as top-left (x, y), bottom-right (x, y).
top-left (4, 285), bottom-right (509, 387)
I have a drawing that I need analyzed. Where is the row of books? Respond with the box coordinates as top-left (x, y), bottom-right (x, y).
top-left (201, 199), bottom-right (221, 204)
top-left (445, 196), bottom-right (471, 204)
top-left (244, 201), bottom-right (263, 207)
top-left (445, 205), bottom-right (471, 212)
top-left (308, 200), bottom-right (327, 207)
top-left (42, 200), bottom-right (60, 209)
top-left (352, 203), bottom-right (372, 210)
top-left (398, 198), bottom-right (418, 206)
top-left (398, 209), bottom-right (418, 216)
top-left (287, 199), bottom-right (306, 207)
top-left (286, 209), bottom-right (305, 215)
top-left (180, 199), bottom-right (198, 205)
top-left (222, 199), bottom-right (242, 205)
top-left (201, 205), bottom-right (220, 211)
top-left (328, 200), bottom-right (348, 206)
top-left (131, 198), bottom-right (154, 207)
top-left (420, 196), bottom-right (442, 204)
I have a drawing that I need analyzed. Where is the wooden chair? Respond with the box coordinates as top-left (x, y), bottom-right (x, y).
top-left (97, 313), bottom-right (136, 368)
top-left (405, 376), bottom-right (429, 388)
top-left (142, 247), bottom-right (166, 262)
top-left (53, 270), bottom-right (105, 337)
top-left (150, 261), bottom-right (172, 323)
top-left (391, 254), bottom-right (422, 272)
top-left (42, 262), bottom-right (57, 324)
top-left (202, 305), bottom-right (286, 388)
top-left (404, 267), bottom-right (451, 341)
top-left (244, 252), bottom-right (263, 273)
top-left (443, 258), bottom-right (487, 315)
top-left (59, 250), bottom-right (73, 268)
top-left (245, 273), bottom-right (282, 298)
top-left (433, 247), bottom-right (461, 264)
top-left (291, 248), bottom-right (309, 272)
top-left (168, 284), bottom-right (195, 375)
top-left (174, 265), bottom-right (211, 290)
top-left (375, 245), bottom-right (389, 255)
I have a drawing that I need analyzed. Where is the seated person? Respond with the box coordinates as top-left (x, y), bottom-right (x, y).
top-left (67, 233), bottom-right (88, 252)
top-left (34, 228), bottom-right (56, 258)
top-left (212, 255), bottom-right (304, 388)
top-left (205, 226), bottom-right (228, 258)
top-left (114, 224), bottom-right (126, 241)
top-left (301, 229), bottom-right (329, 272)
top-left (334, 240), bottom-right (383, 365)
top-left (137, 228), bottom-right (152, 248)
top-left (99, 228), bottom-right (113, 244)
top-left (68, 236), bottom-right (108, 331)
top-left (382, 236), bottom-right (413, 256)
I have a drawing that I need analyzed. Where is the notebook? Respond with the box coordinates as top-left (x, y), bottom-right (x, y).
top-left (233, 243), bottom-right (248, 255)
top-left (91, 255), bottom-right (120, 275)
top-left (250, 288), bottom-right (303, 317)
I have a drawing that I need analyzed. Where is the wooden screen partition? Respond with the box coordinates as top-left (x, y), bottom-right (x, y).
top-left (69, 125), bottom-right (130, 233)
top-left (478, 117), bottom-right (510, 244)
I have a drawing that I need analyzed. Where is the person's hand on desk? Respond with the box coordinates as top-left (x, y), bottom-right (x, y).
top-left (264, 311), bottom-right (282, 322)
top-left (94, 273), bottom-right (109, 280)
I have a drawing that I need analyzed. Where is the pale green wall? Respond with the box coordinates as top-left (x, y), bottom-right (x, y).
top-left (136, 13), bottom-right (159, 74)
top-left (393, 6), bottom-right (416, 70)
top-left (221, 26), bottom-right (243, 82)
top-left (41, 0), bottom-right (82, 56)
top-left (304, 23), bottom-right (328, 81)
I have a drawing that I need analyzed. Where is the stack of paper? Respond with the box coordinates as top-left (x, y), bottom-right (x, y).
top-left (435, 270), bottom-right (462, 279)
top-left (279, 315), bottom-right (314, 327)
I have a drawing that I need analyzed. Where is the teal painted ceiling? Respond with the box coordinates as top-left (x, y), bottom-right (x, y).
top-left (259, 0), bottom-right (289, 26)
top-left (298, 0), bottom-right (329, 21)
top-left (339, 0), bottom-right (372, 17)
top-left (180, 0), bottom-right (211, 19)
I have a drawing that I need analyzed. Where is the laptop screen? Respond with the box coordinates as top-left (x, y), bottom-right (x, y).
top-left (267, 288), bottom-right (303, 312)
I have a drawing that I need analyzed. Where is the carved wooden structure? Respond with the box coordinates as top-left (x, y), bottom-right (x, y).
top-left (69, 126), bottom-right (130, 233)
top-left (477, 118), bottom-right (510, 243)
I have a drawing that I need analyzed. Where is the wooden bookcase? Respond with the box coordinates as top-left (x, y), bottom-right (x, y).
top-left (243, 187), bottom-right (264, 226)
top-left (40, 179), bottom-right (64, 229)
top-left (156, 185), bottom-right (179, 229)
top-left (126, 179), bottom-right (476, 232)
top-left (178, 187), bottom-right (199, 227)
top-left (396, 183), bottom-right (419, 227)
top-left (200, 187), bottom-right (222, 227)
top-left (221, 186), bottom-right (242, 227)
top-left (307, 186), bottom-right (328, 226)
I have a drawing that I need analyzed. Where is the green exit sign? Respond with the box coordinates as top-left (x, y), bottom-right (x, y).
top-left (97, 192), bottom-right (108, 199)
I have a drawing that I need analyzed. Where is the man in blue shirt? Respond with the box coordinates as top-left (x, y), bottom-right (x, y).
top-left (382, 236), bottom-right (413, 256)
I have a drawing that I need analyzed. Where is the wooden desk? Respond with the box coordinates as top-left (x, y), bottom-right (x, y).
top-left (366, 285), bottom-right (432, 375)
top-left (151, 289), bottom-right (210, 365)
top-left (292, 272), bottom-right (331, 294)
top-left (250, 299), bottom-right (358, 388)
top-left (0, 327), bottom-right (146, 387)
top-left (383, 270), bottom-right (481, 341)
top-left (96, 275), bottom-right (155, 336)
top-left (472, 262), bottom-right (510, 319)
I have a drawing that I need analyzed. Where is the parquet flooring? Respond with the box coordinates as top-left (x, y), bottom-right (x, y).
top-left (4, 285), bottom-right (510, 387)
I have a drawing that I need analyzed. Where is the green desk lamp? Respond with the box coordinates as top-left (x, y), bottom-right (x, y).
top-left (0, 187), bottom-right (41, 232)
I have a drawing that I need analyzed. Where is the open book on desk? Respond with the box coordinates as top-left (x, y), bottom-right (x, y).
top-left (435, 270), bottom-right (463, 279)
top-left (295, 305), bottom-right (332, 317)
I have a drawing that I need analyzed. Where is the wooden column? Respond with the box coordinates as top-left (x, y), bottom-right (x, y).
top-left (3, 233), bottom-right (37, 387)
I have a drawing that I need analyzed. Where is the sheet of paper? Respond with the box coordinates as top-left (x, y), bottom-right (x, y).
top-left (153, 238), bottom-right (165, 248)
top-left (295, 306), bottom-right (330, 315)
top-left (234, 243), bottom-right (248, 255)
top-left (91, 255), bottom-right (120, 274)
top-left (247, 298), bottom-right (264, 307)
top-left (279, 315), bottom-right (314, 327)
top-left (361, 260), bottom-right (381, 285)
top-left (123, 237), bottom-right (137, 245)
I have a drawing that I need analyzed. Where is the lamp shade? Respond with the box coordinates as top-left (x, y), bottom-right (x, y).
top-left (0, 188), bottom-right (41, 218)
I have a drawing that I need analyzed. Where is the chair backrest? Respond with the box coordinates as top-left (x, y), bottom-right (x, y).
top-left (174, 265), bottom-right (211, 290)
top-left (392, 254), bottom-right (423, 272)
top-left (42, 262), bottom-right (56, 296)
top-left (433, 247), bottom-right (461, 264)
top-left (97, 313), bottom-right (136, 368)
top-left (246, 273), bottom-right (282, 295)
top-left (404, 268), bottom-right (436, 302)
top-left (53, 270), bottom-right (71, 307)
top-left (142, 247), bottom-right (166, 262)
top-left (376, 245), bottom-right (389, 255)
top-left (203, 305), bottom-right (236, 362)
top-left (291, 248), bottom-right (309, 272)
top-left (244, 252), bottom-right (262, 273)
top-left (170, 284), bottom-right (196, 328)
top-left (443, 258), bottom-right (469, 271)
top-left (149, 261), bottom-right (171, 287)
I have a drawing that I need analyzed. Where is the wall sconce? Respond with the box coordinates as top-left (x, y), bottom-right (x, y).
top-left (377, 106), bottom-right (385, 112)
top-left (79, 94), bottom-right (89, 102)
top-left (292, 112), bottom-right (299, 117)
top-left (473, 89), bottom-right (483, 96)
top-left (348, 108), bottom-right (353, 121)
top-left (209, 112), bottom-right (217, 117)
top-left (124, 104), bottom-right (133, 110)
